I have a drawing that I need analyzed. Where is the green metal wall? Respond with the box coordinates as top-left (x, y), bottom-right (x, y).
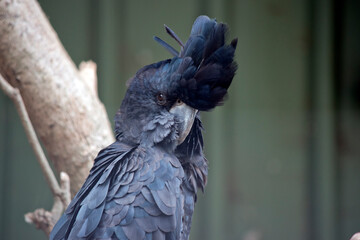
top-left (0, 0), bottom-right (359, 239)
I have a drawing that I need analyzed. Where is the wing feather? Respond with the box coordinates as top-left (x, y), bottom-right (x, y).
top-left (50, 143), bottom-right (184, 240)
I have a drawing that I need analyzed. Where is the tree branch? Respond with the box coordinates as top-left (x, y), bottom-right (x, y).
top-left (0, 74), bottom-right (61, 196)
top-left (0, 0), bottom-right (115, 235)
top-left (0, 74), bottom-right (71, 236)
top-left (0, 0), bottom-right (115, 197)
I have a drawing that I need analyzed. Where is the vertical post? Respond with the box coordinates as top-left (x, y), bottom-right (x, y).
top-left (309, 0), bottom-right (338, 239)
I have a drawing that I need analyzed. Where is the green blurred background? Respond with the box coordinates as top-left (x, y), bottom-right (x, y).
top-left (1, 0), bottom-right (360, 239)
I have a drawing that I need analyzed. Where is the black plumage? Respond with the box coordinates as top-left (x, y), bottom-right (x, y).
top-left (50, 15), bottom-right (236, 240)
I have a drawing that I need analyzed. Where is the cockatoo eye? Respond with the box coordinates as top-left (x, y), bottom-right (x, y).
top-left (175, 99), bottom-right (183, 106)
top-left (156, 92), bottom-right (167, 105)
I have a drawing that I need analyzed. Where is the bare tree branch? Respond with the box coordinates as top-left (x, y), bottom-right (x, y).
top-left (23, 171), bottom-right (71, 237)
top-left (0, 74), bottom-right (61, 197)
top-left (0, 0), bottom-right (114, 195)
top-left (0, 73), bottom-right (71, 236)
top-left (0, 0), bottom-right (115, 236)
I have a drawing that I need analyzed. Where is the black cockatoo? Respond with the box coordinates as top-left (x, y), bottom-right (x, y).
top-left (50, 15), bottom-right (237, 240)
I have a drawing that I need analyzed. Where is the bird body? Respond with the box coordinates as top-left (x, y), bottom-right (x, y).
top-left (50, 15), bottom-right (237, 240)
top-left (52, 142), bottom-right (185, 240)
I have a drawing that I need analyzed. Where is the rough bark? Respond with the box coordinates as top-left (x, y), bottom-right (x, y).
top-left (0, 0), bottom-right (115, 197)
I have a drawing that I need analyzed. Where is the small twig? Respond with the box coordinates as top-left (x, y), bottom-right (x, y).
top-left (0, 74), bottom-right (71, 236)
top-left (59, 171), bottom-right (71, 206)
top-left (24, 171), bottom-right (70, 236)
top-left (79, 60), bottom-right (98, 96)
top-left (0, 74), bottom-right (61, 196)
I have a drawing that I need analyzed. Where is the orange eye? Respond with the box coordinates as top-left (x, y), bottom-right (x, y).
top-left (157, 93), bottom-right (167, 105)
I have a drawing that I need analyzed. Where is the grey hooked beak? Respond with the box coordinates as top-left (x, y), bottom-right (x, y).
top-left (170, 100), bottom-right (198, 145)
